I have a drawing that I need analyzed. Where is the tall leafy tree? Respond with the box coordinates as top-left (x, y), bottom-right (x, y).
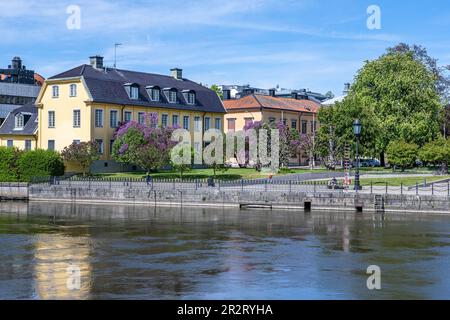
top-left (318, 48), bottom-right (443, 166)
top-left (387, 43), bottom-right (450, 103)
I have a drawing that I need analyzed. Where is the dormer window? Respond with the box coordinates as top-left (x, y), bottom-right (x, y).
top-left (15, 114), bottom-right (24, 129)
top-left (146, 86), bottom-right (161, 102)
top-left (164, 88), bottom-right (177, 103)
top-left (183, 90), bottom-right (196, 105)
top-left (131, 86), bottom-right (139, 99)
top-left (125, 83), bottom-right (140, 100)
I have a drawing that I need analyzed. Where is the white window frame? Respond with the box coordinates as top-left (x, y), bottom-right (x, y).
top-left (187, 92), bottom-right (196, 105)
top-left (161, 114), bottom-right (169, 128)
top-left (25, 140), bottom-right (32, 151)
top-left (48, 140), bottom-right (55, 151)
top-left (215, 118), bottom-right (221, 130)
top-left (52, 86), bottom-right (59, 98)
top-left (172, 114), bottom-right (179, 127)
top-left (150, 88), bottom-right (160, 102)
top-left (95, 109), bottom-right (104, 128)
top-left (130, 86), bottom-right (139, 100)
top-left (183, 115), bottom-right (190, 130)
top-left (110, 110), bottom-right (119, 128)
top-left (48, 111), bottom-right (55, 128)
top-left (124, 111), bottom-right (132, 123)
top-left (15, 114), bottom-right (24, 129)
top-left (204, 117), bottom-right (210, 131)
top-left (70, 84), bottom-right (77, 97)
top-left (138, 112), bottom-right (145, 125)
top-left (73, 109), bottom-right (81, 128)
top-left (194, 116), bottom-right (201, 132)
top-left (168, 90), bottom-right (177, 103)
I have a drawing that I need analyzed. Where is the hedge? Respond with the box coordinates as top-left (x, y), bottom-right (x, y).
top-left (0, 147), bottom-right (22, 181)
top-left (0, 147), bottom-right (65, 182)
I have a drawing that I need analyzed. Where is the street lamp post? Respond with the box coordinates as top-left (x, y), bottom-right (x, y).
top-left (353, 119), bottom-right (362, 192)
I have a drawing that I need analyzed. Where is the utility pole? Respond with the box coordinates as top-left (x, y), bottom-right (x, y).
top-left (114, 43), bottom-right (122, 68)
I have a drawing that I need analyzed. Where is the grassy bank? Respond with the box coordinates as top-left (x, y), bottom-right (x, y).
top-left (97, 168), bottom-right (327, 181)
top-left (339, 176), bottom-right (450, 187)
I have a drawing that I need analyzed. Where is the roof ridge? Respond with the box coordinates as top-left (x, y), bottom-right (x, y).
top-left (252, 94), bottom-right (264, 108)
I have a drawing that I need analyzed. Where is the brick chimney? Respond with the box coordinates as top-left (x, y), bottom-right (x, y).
top-left (90, 55), bottom-right (104, 69)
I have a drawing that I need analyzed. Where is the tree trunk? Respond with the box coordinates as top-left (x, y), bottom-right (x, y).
top-left (380, 152), bottom-right (386, 168)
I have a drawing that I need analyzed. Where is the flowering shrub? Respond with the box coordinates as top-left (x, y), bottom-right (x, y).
top-left (61, 141), bottom-right (100, 176)
top-left (111, 112), bottom-right (177, 173)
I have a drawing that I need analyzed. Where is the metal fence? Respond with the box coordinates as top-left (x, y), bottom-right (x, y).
top-left (29, 176), bottom-right (450, 197)
top-left (30, 176), bottom-right (332, 193)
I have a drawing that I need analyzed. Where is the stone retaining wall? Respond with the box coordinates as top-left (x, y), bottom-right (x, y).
top-left (27, 185), bottom-right (450, 214)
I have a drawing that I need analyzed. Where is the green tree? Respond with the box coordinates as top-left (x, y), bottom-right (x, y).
top-left (352, 51), bottom-right (442, 164)
top-left (317, 96), bottom-right (380, 163)
top-left (419, 138), bottom-right (450, 173)
top-left (318, 48), bottom-right (443, 166)
top-left (386, 140), bottom-right (418, 172)
top-left (210, 84), bottom-right (223, 99)
top-left (61, 141), bottom-right (100, 176)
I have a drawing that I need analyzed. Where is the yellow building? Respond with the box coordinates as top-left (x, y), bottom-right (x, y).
top-left (0, 104), bottom-right (38, 150)
top-left (36, 56), bottom-right (226, 173)
top-left (223, 92), bottom-right (320, 166)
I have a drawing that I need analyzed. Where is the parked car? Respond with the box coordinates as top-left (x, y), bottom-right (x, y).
top-left (359, 159), bottom-right (381, 167)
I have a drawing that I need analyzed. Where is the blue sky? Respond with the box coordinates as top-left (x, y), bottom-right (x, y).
top-left (1, 0), bottom-right (450, 96)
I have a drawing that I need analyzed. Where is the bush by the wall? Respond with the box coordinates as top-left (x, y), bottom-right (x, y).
top-left (0, 147), bottom-right (22, 182)
top-left (17, 149), bottom-right (65, 181)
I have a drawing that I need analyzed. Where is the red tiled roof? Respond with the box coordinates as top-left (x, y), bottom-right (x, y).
top-left (223, 94), bottom-right (320, 113)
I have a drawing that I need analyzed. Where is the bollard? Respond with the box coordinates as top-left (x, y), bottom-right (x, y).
top-left (416, 182), bottom-right (419, 195)
top-left (289, 180), bottom-right (292, 193)
top-left (385, 182), bottom-right (388, 194)
top-left (314, 181), bottom-right (316, 193)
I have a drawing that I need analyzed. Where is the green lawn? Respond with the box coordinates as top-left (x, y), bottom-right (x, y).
top-left (97, 168), bottom-right (325, 181)
top-left (338, 176), bottom-right (450, 187)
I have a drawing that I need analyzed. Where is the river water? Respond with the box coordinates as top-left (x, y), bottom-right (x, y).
top-left (0, 201), bottom-right (449, 300)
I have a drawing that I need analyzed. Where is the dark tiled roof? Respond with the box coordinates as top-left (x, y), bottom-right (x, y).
top-left (0, 103), bottom-right (38, 135)
top-left (49, 65), bottom-right (226, 113)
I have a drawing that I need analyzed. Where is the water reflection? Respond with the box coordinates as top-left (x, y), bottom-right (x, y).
top-left (0, 201), bottom-right (449, 299)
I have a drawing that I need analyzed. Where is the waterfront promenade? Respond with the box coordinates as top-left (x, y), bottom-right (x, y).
top-left (2, 172), bottom-right (450, 214)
